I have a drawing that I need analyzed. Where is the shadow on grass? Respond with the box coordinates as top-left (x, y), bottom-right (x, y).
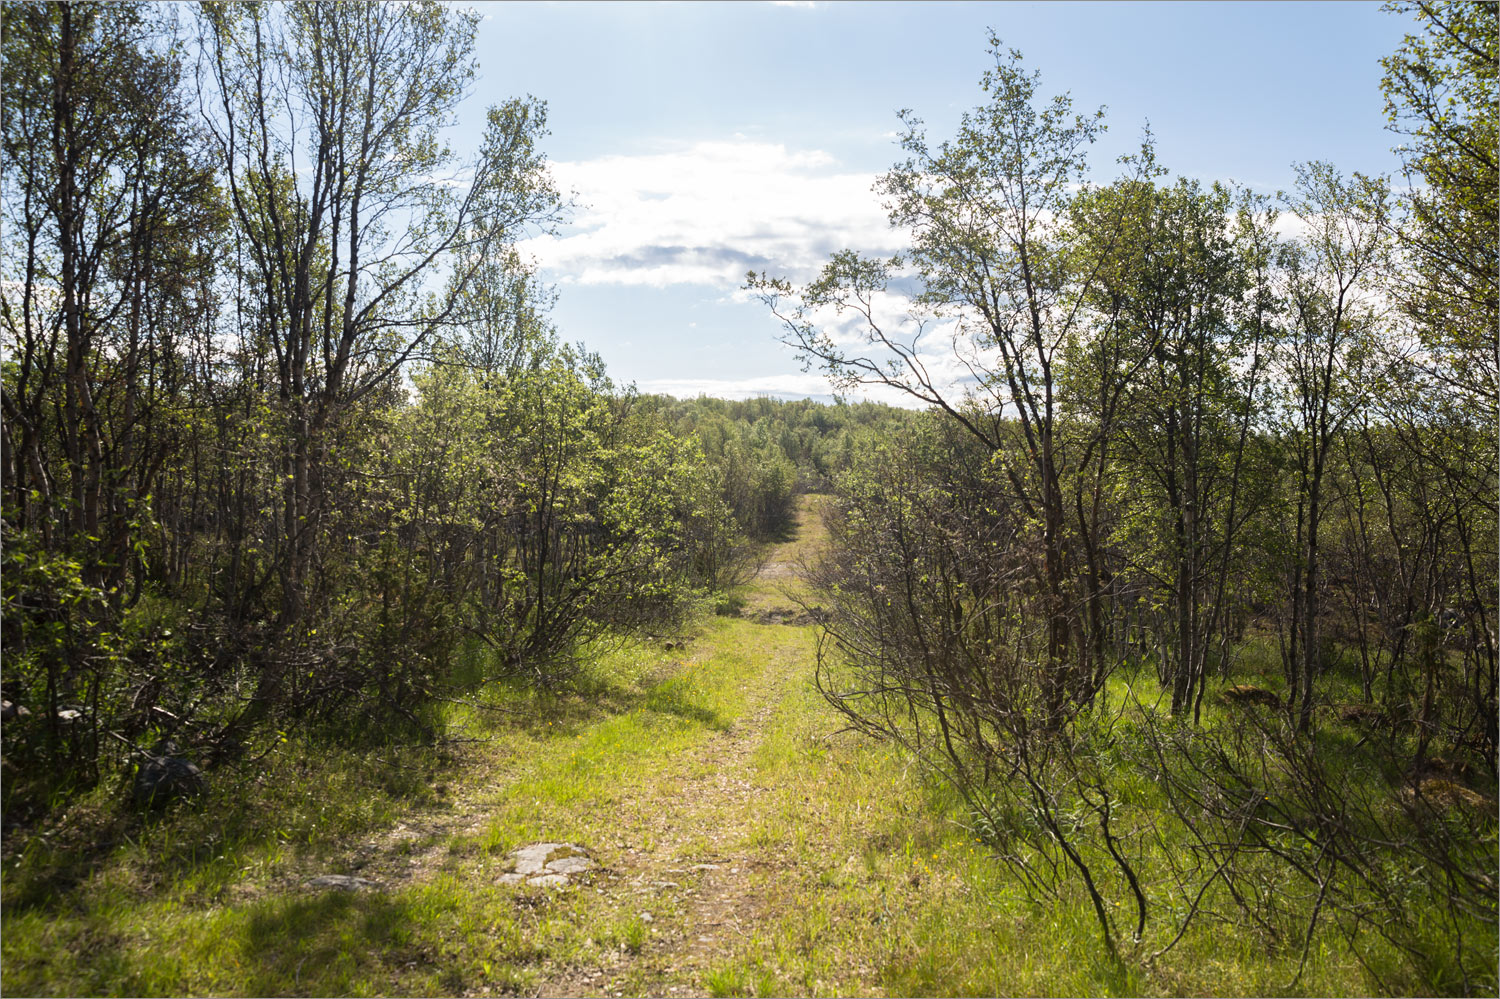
top-left (0, 731), bottom-right (447, 918)
top-left (468, 677), bottom-right (660, 741)
top-left (639, 670), bottom-right (730, 732)
top-left (0, 908), bottom-right (143, 997)
top-left (460, 631), bottom-right (740, 740)
top-left (1, 636), bottom-right (705, 924)
top-left (232, 884), bottom-right (543, 997)
top-left (764, 518), bottom-right (800, 545)
top-left (236, 890), bottom-right (419, 996)
top-left (642, 693), bottom-right (729, 731)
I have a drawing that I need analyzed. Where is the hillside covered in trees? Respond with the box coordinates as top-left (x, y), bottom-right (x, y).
top-left (2, 2), bottom-right (1495, 996)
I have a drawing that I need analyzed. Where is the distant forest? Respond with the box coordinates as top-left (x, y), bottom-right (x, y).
top-left (2, 1), bottom-right (1495, 991)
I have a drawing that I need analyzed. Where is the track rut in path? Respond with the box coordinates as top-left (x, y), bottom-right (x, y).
top-left (532, 501), bottom-right (829, 998)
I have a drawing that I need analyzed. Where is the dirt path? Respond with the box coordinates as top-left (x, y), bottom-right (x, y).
top-left (49, 491), bottom-right (883, 999)
top-left (535, 659), bottom-right (794, 997)
top-left (531, 506), bottom-right (827, 998)
top-left (2, 492), bottom-right (1421, 998)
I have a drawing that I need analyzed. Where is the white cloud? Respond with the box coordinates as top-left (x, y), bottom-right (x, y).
top-left (1271, 211), bottom-right (1309, 243)
top-left (520, 138), bottom-right (901, 289)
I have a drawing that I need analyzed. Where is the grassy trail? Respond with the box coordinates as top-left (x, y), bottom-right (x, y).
top-left (3, 494), bottom-right (1381, 997)
top-left (433, 491), bottom-right (947, 998)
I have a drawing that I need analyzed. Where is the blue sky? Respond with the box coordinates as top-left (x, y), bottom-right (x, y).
top-left (459, 1), bottom-right (1412, 402)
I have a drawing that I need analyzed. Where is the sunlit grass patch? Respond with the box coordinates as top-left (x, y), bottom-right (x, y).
top-left (0, 624), bottom-right (722, 996)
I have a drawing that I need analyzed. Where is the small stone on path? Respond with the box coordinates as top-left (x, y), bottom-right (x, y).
top-left (546, 854), bottom-right (594, 875)
top-left (307, 874), bottom-right (380, 892)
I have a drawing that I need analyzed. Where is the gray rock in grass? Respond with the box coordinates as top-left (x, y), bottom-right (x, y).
top-left (502, 842), bottom-right (595, 886)
top-left (307, 874), bottom-right (381, 892)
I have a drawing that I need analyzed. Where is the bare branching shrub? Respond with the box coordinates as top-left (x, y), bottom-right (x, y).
top-left (1128, 697), bottom-right (1496, 992)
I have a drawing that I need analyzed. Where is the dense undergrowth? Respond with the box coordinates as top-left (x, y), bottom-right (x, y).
top-left (0, 0), bottom-right (911, 832)
top-left (801, 410), bottom-right (1496, 994)
top-left (2, 515), bottom-right (1489, 996)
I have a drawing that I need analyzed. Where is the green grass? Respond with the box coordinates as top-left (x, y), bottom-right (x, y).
top-left (3, 495), bottom-right (1493, 996)
top-left (719, 654), bottom-right (1491, 997)
top-left (0, 607), bottom-right (793, 996)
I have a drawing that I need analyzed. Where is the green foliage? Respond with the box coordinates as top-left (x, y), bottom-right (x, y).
top-left (2, 9), bottom-right (1496, 996)
top-left (400, 331), bottom-right (733, 681)
top-left (1065, 171), bottom-right (1277, 716)
top-left (637, 394), bottom-right (912, 539)
top-left (1380, 0), bottom-right (1498, 404)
